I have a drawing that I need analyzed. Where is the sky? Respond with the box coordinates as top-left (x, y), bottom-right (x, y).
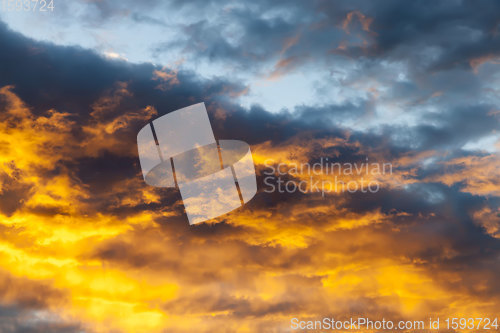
top-left (0, 0), bottom-right (499, 332)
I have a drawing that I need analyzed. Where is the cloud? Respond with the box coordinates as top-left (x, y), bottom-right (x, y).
top-left (0, 6), bottom-right (498, 333)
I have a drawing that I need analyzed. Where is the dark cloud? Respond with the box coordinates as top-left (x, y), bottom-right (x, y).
top-left (0, 168), bottom-right (32, 216)
top-left (0, 304), bottom-right (82, 333)
top-left (0, 4), bottom-right (499, 331)
top-left (0, 270), bottom-right (81, 333)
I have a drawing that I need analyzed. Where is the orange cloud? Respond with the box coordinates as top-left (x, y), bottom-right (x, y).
top-left (427, 155), bottom-right (500, 196)
top-left (0, 87), bottom-right (498, 332)
top-left (342, 11), bottom-right (374, 34)
top-left (153, 67), bottom-right (180, 90)
top-left (469, 54), bottom-right (500, 73)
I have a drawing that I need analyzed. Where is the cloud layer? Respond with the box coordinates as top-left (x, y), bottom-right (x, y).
top-left (0, 1), bottom-right (499, 331)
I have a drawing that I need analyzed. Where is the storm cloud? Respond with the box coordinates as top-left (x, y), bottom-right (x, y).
top-left (0, 1), bottom-right (499, 332)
